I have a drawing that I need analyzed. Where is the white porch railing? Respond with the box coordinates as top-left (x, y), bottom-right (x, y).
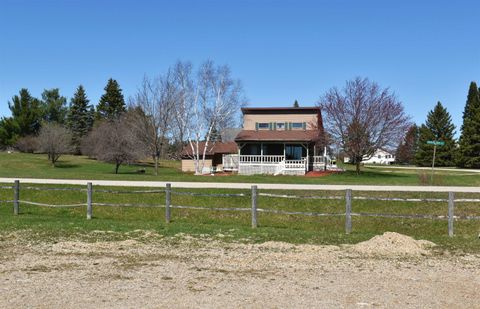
top-left (223, 154), bottom-right (239, 171)
top-left (285, 159), bottom-right (306, 170)
top-left (239, 155), bottom-right (285, 164)
top-left (224, 154), bottom-right (307, 175)
top-left (312, 156), bottom-right (327, 164)
top-left (311, 155), bottom-right (326, 170)
top-left (222, 154), bottom-right (338, 174)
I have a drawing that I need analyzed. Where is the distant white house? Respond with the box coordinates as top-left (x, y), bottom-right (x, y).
top-left (344, 149), bottom-right (395, 165)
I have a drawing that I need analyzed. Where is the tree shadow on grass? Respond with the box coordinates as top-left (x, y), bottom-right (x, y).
top-left (55, 163), bottom-right (80, 169)
top-left (338, 169), bottom-right (411, 179)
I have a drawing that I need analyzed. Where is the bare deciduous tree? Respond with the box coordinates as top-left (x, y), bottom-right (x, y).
top-left (36, 122), bottom-right (73, 166)
top-left (319, 77), bottom-right (410, 174)
top-left (85, 115), bottom-right (146, 174)
top-left (173, 60), bottom-right (245, 175)
top-left (170, 61), bottom-right (193, 158)
top-left (129, 73), bottom-right (176, 175)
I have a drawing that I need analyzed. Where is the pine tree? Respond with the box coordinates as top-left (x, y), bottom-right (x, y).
top-left (205, 121), bottom-right (222, 142)
top-left (395, 124), bottom-right (419, 164)
top-left (67, 85), bottom-right (92, 153)
top-left (210, 126), bottom-right (222, 142)
top-left (456, 82), bottom-right (480, 168)
top-left (86, 106), bottom-right (95, 132)
top-left (9, 89), bottom-right (43, 136)
top-left (415, 102), bottom-right (456, 167)
top-left (293, 100), bottom-right (299, 108)
top-left (40, 88), bottom-right (68, 124)
top-left (0, 117), bottom-right (20, 147)
top-left (96, 78), bottom-right (126, 120)
top-left (0, 89), bottom-right (43, 146)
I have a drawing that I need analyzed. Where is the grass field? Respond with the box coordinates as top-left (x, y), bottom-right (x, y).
top-left (1, 152), bottom-right (479, 186)
top-left (1, 183), bottom-right (480, 253)
top-left (2, 152), bottom-right (480, 253)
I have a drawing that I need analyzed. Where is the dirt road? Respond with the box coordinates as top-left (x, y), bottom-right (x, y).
top-left (1, 231), bottom-right (479, 308)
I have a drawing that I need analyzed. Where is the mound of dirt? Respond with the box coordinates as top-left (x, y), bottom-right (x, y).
top-left (350, 232), bottom-right (436, 257)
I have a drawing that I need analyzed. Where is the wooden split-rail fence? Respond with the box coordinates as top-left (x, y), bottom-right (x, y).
top-left (1, 180), bottom-right (480, 237)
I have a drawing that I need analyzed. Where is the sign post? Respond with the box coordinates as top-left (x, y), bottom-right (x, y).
top-left (426, 140), bottom-right (445, 184)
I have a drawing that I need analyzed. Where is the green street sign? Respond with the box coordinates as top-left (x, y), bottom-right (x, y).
top-left (427, 140), bottom-right (445, 146)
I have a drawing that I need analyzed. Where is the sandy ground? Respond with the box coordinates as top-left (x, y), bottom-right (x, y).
top-left (0, 231), bottom-right (479, 309)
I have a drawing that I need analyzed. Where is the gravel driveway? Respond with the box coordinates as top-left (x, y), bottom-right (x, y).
top-left (1, 231), bottom-right (479, 308)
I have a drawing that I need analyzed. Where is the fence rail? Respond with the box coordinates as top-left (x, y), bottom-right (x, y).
top-left (18, 200), bottom-right (86, 208)
top-left (1, 180), bottom-right (480, 237)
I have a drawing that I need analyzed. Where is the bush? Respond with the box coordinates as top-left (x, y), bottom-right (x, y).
top-left (14, 135), bottom-right (38, 153)
top-left (80, 133), bottom-right (97, 158)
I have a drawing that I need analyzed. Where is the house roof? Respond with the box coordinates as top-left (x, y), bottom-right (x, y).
top-left (241, 107), bottom-right (320, 115)
top-left (234, 130), bottom-right (321, 142)
top-left (181, 141), bottom-right (238, 157)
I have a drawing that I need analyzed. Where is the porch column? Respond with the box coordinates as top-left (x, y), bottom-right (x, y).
top-left (324, 146), bottom-right (327, 171)
top-left (306, 146), bottom-right (309, 172)
top-left (237, 144), bottom-right (242, 172)
top-left (283, 143), bottom-right (286, 160)
top-left (260, 143), bottom-right (264, 174)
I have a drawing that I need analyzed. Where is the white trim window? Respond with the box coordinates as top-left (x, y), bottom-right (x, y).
top-left (258, 123), bottom-right (269, 130)
top-left (292, 122), bottom-right (303, 129)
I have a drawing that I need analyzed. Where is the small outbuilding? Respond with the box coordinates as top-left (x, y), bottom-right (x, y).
top-left (181, 141), bottom-right (238, 173)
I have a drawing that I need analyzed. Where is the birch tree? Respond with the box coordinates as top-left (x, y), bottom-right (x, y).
top-left (173, 60), bottom-right (245, 175)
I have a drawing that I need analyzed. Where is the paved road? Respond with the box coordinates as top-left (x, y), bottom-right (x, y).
top-left (0, 177), bottom-right (479, 193)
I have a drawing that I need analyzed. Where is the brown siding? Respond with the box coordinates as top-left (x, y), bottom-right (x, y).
top-left (243, 114), bottom-right (318, 130)
top-left (181, 159), bottom-right (213, 172)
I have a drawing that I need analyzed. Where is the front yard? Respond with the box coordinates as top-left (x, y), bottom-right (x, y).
top-left (1, 152), bottom-right (479, 186)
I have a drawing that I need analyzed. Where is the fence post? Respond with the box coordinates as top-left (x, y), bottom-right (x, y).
top-left (448, 192), bottom-right (454, 237)
top-left (87, 182), bottom-right (92, 220)
top-left (251, 185), bottom-right (258, 228)
top-left (13, 180), bottom-right (20, 215)
top-left (345, 189), bottom-right (352, 234)
top-left (165, 183), bottom-right (171, 223)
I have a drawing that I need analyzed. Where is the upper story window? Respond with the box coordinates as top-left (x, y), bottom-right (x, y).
top-left (255, 121), bottom-right (307, 130)
top-left (258, 123), bottom-right (269, 130)
top-left (292, 122), bottom-right (304, 129)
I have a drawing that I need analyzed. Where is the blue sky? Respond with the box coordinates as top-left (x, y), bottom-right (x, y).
top-left (1, 0), bottom-right (479, 135)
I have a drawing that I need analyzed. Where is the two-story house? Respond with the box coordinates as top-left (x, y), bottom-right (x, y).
top-left (222, 106), bottom-right (328, 175)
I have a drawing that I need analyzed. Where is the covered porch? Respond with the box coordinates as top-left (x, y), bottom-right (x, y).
top-left (223, 142), bottom-right (329, 175)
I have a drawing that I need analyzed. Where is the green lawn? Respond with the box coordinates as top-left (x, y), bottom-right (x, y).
top-left (1, 152), bottom-right (479, 186)
top-left (1, 183), bottom-right (480, 253)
